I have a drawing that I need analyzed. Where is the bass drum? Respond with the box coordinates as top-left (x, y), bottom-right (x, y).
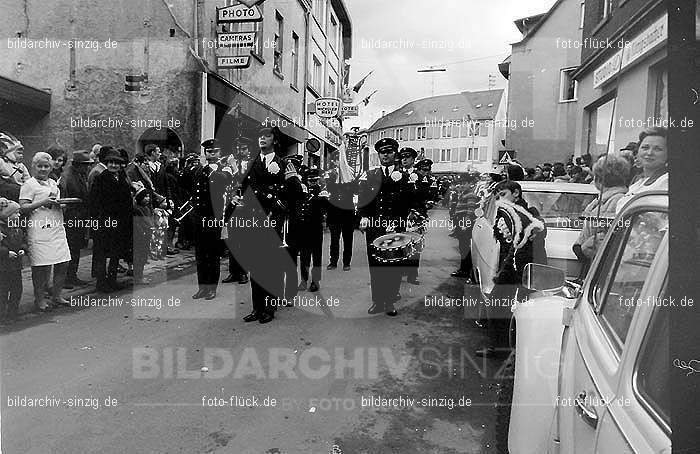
top-left (371, 233), bottom-right (416, 263)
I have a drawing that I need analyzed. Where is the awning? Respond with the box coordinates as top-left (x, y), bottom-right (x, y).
top-left (207, 73), bottom-right (307, 143)
top-left (0, 76), bottom-right (51, 113)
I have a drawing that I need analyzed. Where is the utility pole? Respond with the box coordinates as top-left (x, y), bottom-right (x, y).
top-left (417, 66), bottom-right (446, 97)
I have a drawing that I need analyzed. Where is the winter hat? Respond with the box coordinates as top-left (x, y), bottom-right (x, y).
top-left (0, 197), bottom-right (20, 219)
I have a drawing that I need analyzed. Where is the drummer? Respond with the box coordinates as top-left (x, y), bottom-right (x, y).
top-left (358, 138), bottom-right (418, 316)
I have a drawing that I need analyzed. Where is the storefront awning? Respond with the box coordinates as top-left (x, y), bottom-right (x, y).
top-left (0, 76), bottom-right (50, 113)
top-left (207, 73), bottom-right (307, 143)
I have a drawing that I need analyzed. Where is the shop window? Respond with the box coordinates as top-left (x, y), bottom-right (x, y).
top-left (651, 67), bottom-right (667, 122)
top-left (587, 95), bottom-right (617, 157)
top-left (560, 68), bottom-right (578, 102)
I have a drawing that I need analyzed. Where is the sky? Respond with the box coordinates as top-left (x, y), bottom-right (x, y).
top-left (342, 0), bottom-right (558, 130)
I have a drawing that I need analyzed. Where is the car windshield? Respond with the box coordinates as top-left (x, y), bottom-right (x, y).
top-left (522, 191), bottom-right (598, 229)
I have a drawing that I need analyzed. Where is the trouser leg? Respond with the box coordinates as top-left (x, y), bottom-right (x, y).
top-left (341, 214), bottom-right (354, 266)
top-left (51, 261), bottom-right (68, 300)
top-left (311, 231), bottom-right (323, 282)
top-left (329, 220), bottom-right (341, 265)
top-left (31, 265), bottom-right (50, 307)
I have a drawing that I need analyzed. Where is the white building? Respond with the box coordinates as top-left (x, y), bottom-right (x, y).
top-left (366, 90), bottom-right (506, 174)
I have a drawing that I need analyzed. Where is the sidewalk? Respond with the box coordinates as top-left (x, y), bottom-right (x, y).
top-left (16, 247), bottom-right (196, 317)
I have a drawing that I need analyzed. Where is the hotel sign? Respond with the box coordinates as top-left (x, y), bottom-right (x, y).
top-left (593, 14), bottom-right (667, 88)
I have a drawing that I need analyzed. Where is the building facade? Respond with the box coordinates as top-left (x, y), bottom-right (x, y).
top-left (501, 0), bottom-right (585, 166)
top-left (0, 0), bottom-right (352, 163)
top-left (572, 0), bottom-right (667, 159)
top-left (366, 90), bottom-right (506, 174)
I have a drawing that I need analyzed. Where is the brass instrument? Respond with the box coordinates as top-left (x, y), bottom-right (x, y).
top-left (173, 198), bottom-right (193, 224)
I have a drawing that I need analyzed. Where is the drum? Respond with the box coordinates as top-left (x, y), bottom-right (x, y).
top-left (371, 233), bottom-right (417, 263)
top-left (405, 232), bottom-right (425, 255)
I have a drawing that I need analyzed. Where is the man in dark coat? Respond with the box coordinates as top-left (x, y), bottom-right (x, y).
top-left (190, 139), bottom-right (231, 300)
top-left (325, 151), bottom-right (357, 271)
top-left (59, 150), bottom-right (93, 287)
top-left (358, 138), bottom-right (418, 316)
top-left (89, 148), bottom-right (133, 292)
top-left (293, 166), bottom-right (326, 292)
top-left (229, 126), bottom-right (303, 324)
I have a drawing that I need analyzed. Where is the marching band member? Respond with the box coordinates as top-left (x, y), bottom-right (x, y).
top-left (293, 166), bottom-right (326, 292)
top-left (234, 126), bottom-right (303, 324)
top-left (325, 150), bottom-right (356, 271)
top-left (358, 138), bottom-right (418, 317)
top-left (191, 139), bottom-right (231, 300)
top-left (282, 154), bottom-right (305, 301)
top-left (398, 147), bottom-right (422, 284)
top-left (222, 145), bottom-right (250, 285)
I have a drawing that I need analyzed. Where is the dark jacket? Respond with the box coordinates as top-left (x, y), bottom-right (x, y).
top-left (0, 220), bottom-right (27, 270)
top-left (58, 164), bottom-right (90, 228)
top-left (358, 166), bottom-right (417, 234)
top-left (132, 203), bottom-right (154, 265)
top-left (191, 163), bottom-right (231, 220)
top-left (89, 170), bottom-right (133, 259)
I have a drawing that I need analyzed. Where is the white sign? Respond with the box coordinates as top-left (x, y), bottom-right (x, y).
top-left (593, 13), bottom-right (667, 89)
top-left (342, 105), bottom-right (359, 117)
top-left (217, 4), bottom-right (263, 23)
top-left (217, 32), bottom-right (256, 48)
top-left (621, 15), bottom-right (666, 69)
top-left (315, 98), bottom-right (341, 118)
top-left (217, 56), bottom-right (251, 69)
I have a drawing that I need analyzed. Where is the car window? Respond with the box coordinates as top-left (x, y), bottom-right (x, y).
top-left (521, 191), bottom-right (597, 229)
top-left (597, 212), bottom-right (669, 352)
top-left (635, 303), bottom-right (670, 430)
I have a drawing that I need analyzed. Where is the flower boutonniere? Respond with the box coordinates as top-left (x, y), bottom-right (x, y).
top-left (267, 161), bottom-right (280, 175)
top-left (390, 170), bottom-right (402, 182)
top-left (409, 173), bottom-right (418, 183)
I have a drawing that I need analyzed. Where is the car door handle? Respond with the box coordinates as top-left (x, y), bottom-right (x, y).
top-left (575, 390), bottom-right (599, 429)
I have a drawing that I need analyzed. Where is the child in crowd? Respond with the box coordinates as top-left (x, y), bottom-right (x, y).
top-left (132, 187), bottom-right (154, 285)
top-left (0, 198), bottom-right (27, 323)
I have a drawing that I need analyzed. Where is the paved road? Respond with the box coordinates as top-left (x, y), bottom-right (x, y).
top-left (1, 209), bottom-right (509, 454)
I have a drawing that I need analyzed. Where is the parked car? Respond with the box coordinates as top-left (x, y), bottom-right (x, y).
top-left (508, 190), bottom-right (669, 454)
top-left (470, 181), bottom-right (598, 297)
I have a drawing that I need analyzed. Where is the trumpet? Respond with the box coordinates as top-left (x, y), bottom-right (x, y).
top-left (173, 198), bottom-right (193, 224)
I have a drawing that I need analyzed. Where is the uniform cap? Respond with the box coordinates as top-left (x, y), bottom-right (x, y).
top-left (201, 138), bottom-right (221, 152)
top-left (399, 147), bottom-right (417, 159)
top-left (416, 158), bottom-right (433, 169)
top-left (374, 138), bottom-right (399, 153)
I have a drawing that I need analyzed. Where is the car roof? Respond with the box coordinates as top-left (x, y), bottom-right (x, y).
top-left (618, 190), bottom-right (668, 213)
top-left (519, 181), bottom-right (599, 194)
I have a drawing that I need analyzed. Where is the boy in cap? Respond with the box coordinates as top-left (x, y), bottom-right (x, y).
top-left (0, 198), bottom-right (26, 322)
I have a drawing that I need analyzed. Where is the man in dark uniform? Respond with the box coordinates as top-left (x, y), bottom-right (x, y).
top-left (358, 138), bottom-right (418, 316)
top-left (231, 126), bottom-right (303, 324)
top-left (415, 159), bottom-right (439, 207)
top-left (281, 154), bottom-right (305, 301)
top-left (398, 147), bottom-right (423, 284)
top-left (191, 139), bottom-right (231, 300)
top-left (325, 151), bottom-right (356, 271)
top-left (294, 166), bottom-right (326, 292)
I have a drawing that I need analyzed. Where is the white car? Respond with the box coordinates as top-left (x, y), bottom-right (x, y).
top-left (471, 181), bottom-right (598, 297)
top-left (508, 190), bottom-right (670, 454)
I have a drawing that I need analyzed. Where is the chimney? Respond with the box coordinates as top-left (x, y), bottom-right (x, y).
top-left (381, 110), bottom-right (386, 117)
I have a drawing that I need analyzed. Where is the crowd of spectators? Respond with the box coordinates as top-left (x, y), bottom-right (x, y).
top-left (0, 134), bottom-right (199, 324)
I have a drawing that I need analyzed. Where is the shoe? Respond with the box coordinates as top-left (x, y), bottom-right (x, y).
top-left (109, 281), bottom-right (126, 291)
top-left (95, 283), bottom-right (112, 293)
top-left (475, 347), bottom-right (495, 358)
top-left (407, 277), bottom-right (420, 285)
top-left (52, 297), bottom-right (71, 307)
top-left (258, 312), bottom-right (274, 324)
top-left (451, 270), bottom-right (470, 278)
top-left (386, 309), bottom-right (398, 316)
top-left (309, 281), bottom-right (319, 292)
top-left (243, 312), bottom-right (260, 322)
top-left (297, 280), bottom-right (307, 291)
top-left (192, 289), bottom-right (207, 300)
top-left (35, 302), bottom-right (52, 312)
top-left (367, 303), bottom-right (384, 314)
top-left (238, 275), bottom-right (249, 284)
top-left (204, 291), bottom-right (217, 300)
top-left (326, 264), bottom-right (337, 270)
top-left (71, 278), bottom-right (90, 286)
top-left (63, 281), bottom-right (75, 290)
top-left (222, 274), bottom-right (237, 284)
top-left (342, 265), bottom-right (351, 271)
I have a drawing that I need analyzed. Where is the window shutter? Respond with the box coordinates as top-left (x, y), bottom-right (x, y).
top-left (479, 147), bottom-right (488, 161)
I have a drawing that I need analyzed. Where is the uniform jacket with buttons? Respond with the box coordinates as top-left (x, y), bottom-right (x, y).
top-left (358, 166), bottom-right (417, 232)
top-left (191, 164), bottom-right (231, 220)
